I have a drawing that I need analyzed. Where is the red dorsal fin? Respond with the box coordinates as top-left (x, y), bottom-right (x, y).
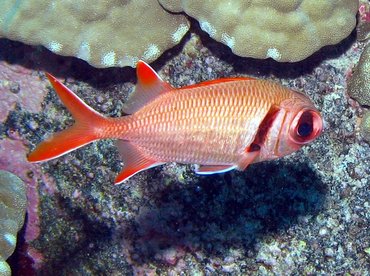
top-left (122, 61), bottom-right (173, 114)
top-left (114, 140), bottom-right (164, 184)
top-left (180, 77), bottom-right (256, 90)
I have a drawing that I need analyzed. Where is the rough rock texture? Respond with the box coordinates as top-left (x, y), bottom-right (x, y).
top-left (0, 62), bottom-right (47, 122)
top-left (348, 43), bottom-right (370, 107)
top-left (0, 171), bottom-right (27, 276)
top-left (360, 110), bottom-right (370, 142)
top-left (0, 27), bottom-right (369, 275)
top-left (0, 0), bottom-right (189, 68)
top-left (159, 0), bottom-right (358, 62)
top-left (356, 0), bottom-right (370, 41)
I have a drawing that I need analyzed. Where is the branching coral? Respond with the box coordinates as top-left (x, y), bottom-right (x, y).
top-left (0, 170), bottom-right (27, 276)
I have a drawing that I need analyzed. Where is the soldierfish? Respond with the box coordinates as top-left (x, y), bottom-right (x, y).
top-left (28, 61), bottom-right (323, 184)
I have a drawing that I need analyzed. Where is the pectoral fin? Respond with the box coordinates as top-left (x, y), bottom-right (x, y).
top-left (237, 148), bottom-right (260, 171)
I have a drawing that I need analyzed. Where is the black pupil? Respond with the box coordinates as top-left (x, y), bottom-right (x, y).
top-left (298, 122), bottom-right (313, 137)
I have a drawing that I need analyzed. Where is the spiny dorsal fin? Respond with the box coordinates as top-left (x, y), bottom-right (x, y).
top-left (122, 61), bottom-right (173, 114)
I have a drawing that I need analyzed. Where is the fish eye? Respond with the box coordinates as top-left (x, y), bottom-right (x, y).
top-left (290, 110), bottom-right (322, 144)
top-left (297, 119), bottom-right (313, 137)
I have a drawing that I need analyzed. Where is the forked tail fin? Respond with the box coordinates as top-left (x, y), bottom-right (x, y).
top-left (28, 73), bottom-right (108, 162)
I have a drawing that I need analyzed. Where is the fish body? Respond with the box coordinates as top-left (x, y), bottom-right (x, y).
top-left (28, 61), bottom-right (323, 184)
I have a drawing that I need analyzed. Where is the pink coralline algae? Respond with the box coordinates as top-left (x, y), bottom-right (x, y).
top-left (0, 59), bottom-right (54, 269)
top-left (0, 133), bottom-right (57, 269)
top-left (0, 61), bottom-right (47, 122)
top-left (357, 2), bottom-right (370, 41)
top-left (359, 3), bottom-right (370, 22)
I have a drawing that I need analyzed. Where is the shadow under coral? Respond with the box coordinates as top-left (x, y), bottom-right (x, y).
top-left (125, 160), bottom-right (326, 265)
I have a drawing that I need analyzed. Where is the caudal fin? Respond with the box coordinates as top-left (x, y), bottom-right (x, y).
top-left (28, 73), bottom-right (108, 162)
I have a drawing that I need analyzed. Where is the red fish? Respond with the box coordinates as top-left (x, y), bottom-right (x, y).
top-left (28, 61), bottom-right (323, 184)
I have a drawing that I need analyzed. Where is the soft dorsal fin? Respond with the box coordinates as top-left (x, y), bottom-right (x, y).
top-left (122, 61), bottom-right (173, 114)
top-left (179, 77), bottom-right (256, 90)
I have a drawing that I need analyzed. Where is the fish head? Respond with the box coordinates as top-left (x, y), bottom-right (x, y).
top-left (258, 92), bottom-right (323, 160)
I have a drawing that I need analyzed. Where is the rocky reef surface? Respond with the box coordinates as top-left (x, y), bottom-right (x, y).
top-left (0, 26), bottom-right (369, 275)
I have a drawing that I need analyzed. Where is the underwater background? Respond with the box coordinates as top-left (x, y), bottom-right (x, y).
top-left (0, 1), bottom-right (369, 275)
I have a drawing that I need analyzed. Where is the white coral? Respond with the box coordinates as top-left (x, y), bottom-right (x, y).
top-left (0, 171), bottom-right (27, 276)
top-left (159, 0), bottom-right (358, 62)
top-left (0, 0), bottom-right (189, 68)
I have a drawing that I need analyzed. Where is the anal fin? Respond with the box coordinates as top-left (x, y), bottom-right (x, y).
top-left (115, 140), bottom-right (164, 184)
top-left (195, 164), bottom-right (237, 175)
